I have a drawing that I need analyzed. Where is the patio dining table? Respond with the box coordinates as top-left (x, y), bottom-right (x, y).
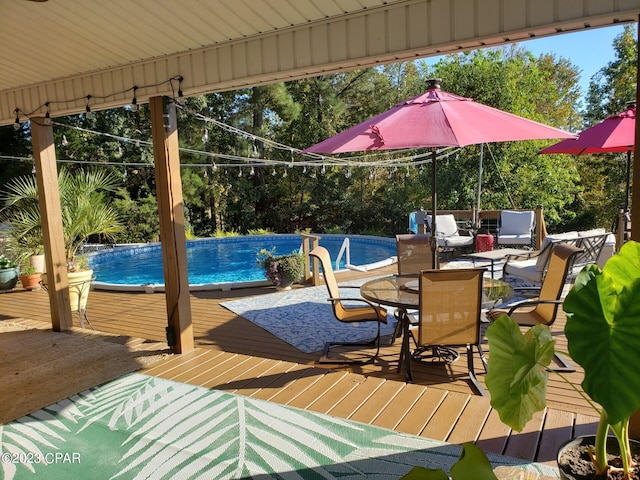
top-left (360, 274), bottom-right (513, 382)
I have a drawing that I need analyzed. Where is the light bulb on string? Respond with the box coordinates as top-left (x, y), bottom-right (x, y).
top-left (302, 166), bottom-right (306, 174)
top-left (61, 135), bottom-right (69, 146)
top-left (85, 95), bottom-right (93, 119)
top-left (271, 168), bottom-right (277, 176)
top-left (201, 129), bottom-right (209, 144)
top-left (13, 110), bottom-right (20, 131)
top-left (212, 162), bottom-right (217, 171)
top-left (321, 164), bottom-right (326, 175)
top-left (310, 169), bottom-right (317, 179)
top-left (130, 86), bottom-right (139, 112)
top-left (238, 168), bottom-right (243, 178)
top-left (44, 103), bottom-right (51, 125)
top-left (249, 166), bottom-right (255, 176)
top-left (31, 163), bottom-right (36, 174)
top-left (406, 166), bottom-right (410, 177)
top-left (283, 169), bottom-right (287, 178)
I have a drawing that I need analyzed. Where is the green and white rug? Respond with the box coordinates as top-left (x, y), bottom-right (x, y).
top-left (0, 373), bottom-right (559, 479)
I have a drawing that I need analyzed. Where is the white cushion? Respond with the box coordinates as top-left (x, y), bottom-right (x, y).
top-left (504, 258), bottom-right (543, 282)
top-left (426, 214), bottom-right (459, 238)
top-left (535, 232), bottom-right (578, 272)
top-left (597, 234), bottom-right (616, 268)
top-left (578, 228), bottom-right (606, 237)
top-left (497, 233), bottom-right (533, 245)
top-left (499, 210), bottom-right (534, 235)
top-left (442, 236), bottom-right (474, 248)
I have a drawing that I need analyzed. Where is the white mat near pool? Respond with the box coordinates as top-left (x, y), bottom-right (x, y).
top-left (221, 281), bottom-right (397, 354)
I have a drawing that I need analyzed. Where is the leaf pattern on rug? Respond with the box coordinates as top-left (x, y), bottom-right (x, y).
top-left (0, 373), bottom-right (558, 479)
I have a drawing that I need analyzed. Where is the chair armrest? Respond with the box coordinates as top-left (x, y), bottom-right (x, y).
top-left (327, 296), bottom-right (387, 321)
top-left (507, 299), bottom-right (562, 315)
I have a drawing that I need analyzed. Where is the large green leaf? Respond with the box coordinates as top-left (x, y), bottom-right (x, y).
top-left (450, 443), bottom-right (498, 480)
top-left (485, 315), bottom-right (555, 431)
top-left (400, 444), bottom-right (497, 480)
top-left (563, 241), bottom-right (640, 425)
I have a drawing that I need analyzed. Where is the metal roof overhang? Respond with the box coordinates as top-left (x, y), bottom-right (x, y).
top-left (2, 0), bottom-right (640, 126)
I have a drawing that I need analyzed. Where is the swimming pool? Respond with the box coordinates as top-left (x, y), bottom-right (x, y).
top-left (89, 234), bottom-right (396, 292)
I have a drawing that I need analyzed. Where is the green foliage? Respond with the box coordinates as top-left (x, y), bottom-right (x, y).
top-left (256, 247), bottom-right (305, 287)
top-left (485, 316), bottom-right (555, 431)
top-left (111, 188), bottom-right (159, 243)
top-left (486, 241), bottom-right (640, 478)
top-left (213, 229), bottom-right (239, 237)
top-left (0, 255), bottom-right (17, 269)
top-left (1, 168), bottom-right (122, 270)
top-left (401, 443), bottom-right (497, 480)
top-left (247, 228), bottom-right (274, 235)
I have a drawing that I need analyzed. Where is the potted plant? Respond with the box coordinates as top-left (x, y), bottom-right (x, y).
top-left (0, 255), bottom-right (19, 291)
top-left (256, 247), bottom-right (305, 290)
top-left (18, 264), bottom-right (41, 291)
top-left (485, 240), bottom-right (640, 479)
top-left (1, 168), bottom-right (121, 310)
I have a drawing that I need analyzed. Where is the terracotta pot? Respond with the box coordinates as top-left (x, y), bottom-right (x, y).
top-left (19, 273), bottom-right (42, 291)
top-left (0, 267), bottom-right (19, 291)
top-left (557, 435), bottom-right (640, 480)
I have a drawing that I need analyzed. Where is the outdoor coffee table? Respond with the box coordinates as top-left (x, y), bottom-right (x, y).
top-left (465, 248), bottom-right (529, 278)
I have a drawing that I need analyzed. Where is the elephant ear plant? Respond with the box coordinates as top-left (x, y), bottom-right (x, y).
top-left (485, 241), bottom-right (640, 479)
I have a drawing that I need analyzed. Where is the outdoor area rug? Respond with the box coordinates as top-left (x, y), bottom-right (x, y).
top-left (0, 373), bottom-right (560, 479)
top-left (220, 282), bottom-right (397, 353)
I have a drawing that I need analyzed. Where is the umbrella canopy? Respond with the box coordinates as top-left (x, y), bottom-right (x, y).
top-left (539, 103), bottom-right (635, 209)
top-left (304, 79), bottom-right (575, 265)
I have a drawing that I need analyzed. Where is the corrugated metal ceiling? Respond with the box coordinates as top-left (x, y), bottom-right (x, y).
top-left (1, 0), bottom-right (640, 124)
top-left (0, 0), bottom-right (389, 92)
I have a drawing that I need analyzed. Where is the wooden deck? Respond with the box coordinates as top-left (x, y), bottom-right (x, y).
top-left (0, 265), bottom-right (599, 468)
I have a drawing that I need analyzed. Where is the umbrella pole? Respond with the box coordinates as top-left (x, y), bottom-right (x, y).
top-left (625, 148), bottom-right (632, 212)
top-left (476, 143), bottom-right (484, 228)
top-left (431, 147), bottom-right (438, 268)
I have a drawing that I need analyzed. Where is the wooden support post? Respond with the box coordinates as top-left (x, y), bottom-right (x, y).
top-left (150, 96), bottom-right (194, 354)
top-left (301, 234), bottom-right (320, 285)
top-left (31, 117), bottom-right (73, 331)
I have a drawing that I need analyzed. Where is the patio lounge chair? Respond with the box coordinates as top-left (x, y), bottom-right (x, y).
top-left (412, 268), bottom-right (488, 396)
top-left (496, 210), bottom-right (535, 248)
top-left (487, 243), bottom-right (582, 371)
top-left (310, 246), bottom-right (388, 364)
top-left (425, 214), bottom-right (474, 252)
top-left (502, 230), bottom-right (610, 286)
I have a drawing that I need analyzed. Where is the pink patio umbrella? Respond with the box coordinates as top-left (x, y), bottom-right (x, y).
top-left (303, 79), bottom-right (575, 265)
top-left (539, 102), bottom-right (635, 211)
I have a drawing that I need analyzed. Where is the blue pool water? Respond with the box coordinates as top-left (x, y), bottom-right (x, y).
top-left (89, 234), bottom-right (395, 288)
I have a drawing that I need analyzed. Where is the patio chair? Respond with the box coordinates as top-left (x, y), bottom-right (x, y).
top-left (411, 268), bottom-right (488, 396)
top-left (310, 246), bottom-right (388, 364)
top-left (396, 234), bottom-right (433, 274)
top-left (496, 210), bottom-right (535, 248)
top-left (487, 243), bottom-right (582, 371)
top-left (425, 214), bottom-right (474, 253)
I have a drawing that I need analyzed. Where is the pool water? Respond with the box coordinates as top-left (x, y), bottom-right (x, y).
top-left (89, 234), bottom-right (395, 287)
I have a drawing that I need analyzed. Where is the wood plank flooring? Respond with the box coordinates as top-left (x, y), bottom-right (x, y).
top-left (0, 266), bottom-right (599, 467)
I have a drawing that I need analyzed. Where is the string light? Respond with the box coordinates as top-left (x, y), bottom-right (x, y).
top-left (130, 86), bottom-right (139, 112)
top-left (44, 103), bottom-right (51, 125)
top-left (61, 134), bottom-right (68, 146)
top-left (85, 95), bottom-right (93, 120)
top-left (249, 166), bottom-right (255, 176)
top-left (13, 75), bottom-right (184, 128)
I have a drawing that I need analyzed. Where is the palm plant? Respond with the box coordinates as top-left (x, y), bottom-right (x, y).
top-left (1, 168), bottom-right (122, 271)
